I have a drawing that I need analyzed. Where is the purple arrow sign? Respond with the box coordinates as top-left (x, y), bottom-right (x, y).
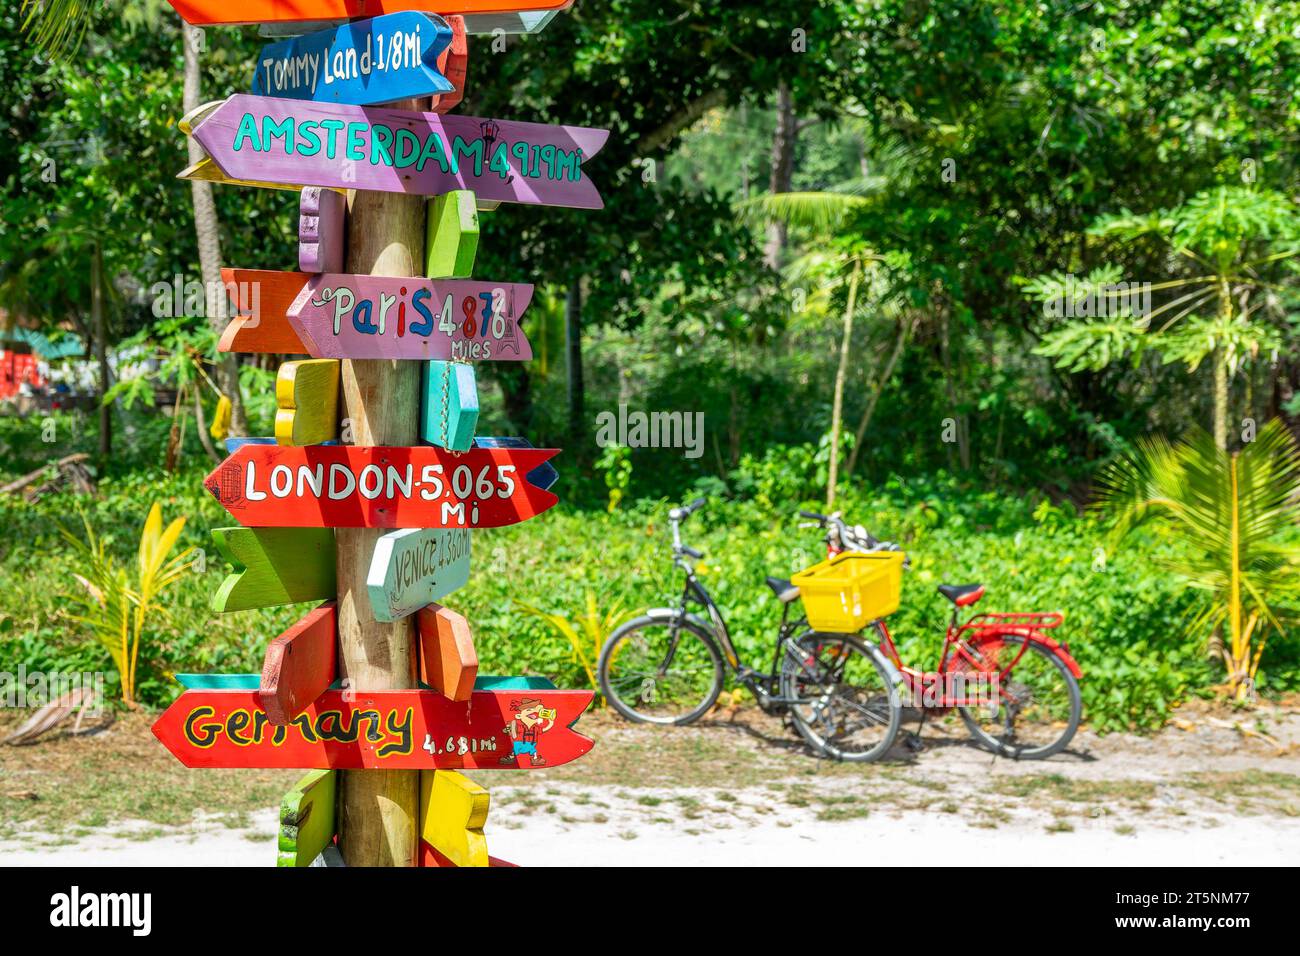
top-left (287, 274), bottom-right (534, 361)
top-left (190, 94), bottom-right (608, 209)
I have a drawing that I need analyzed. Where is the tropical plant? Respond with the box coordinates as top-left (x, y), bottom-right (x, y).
top-left (59, 502), bottom-right (194, 707)
top-left (594, 442), bottom-right (633, 513)
top-left (1027, 187), bottom-right (1300, 450)
top-left (740, 185), bottom-right (882, 507)
top-left (515, 592), bottom-right (635, 696)
top-left (1096, 420), bottom-right (1300, 701)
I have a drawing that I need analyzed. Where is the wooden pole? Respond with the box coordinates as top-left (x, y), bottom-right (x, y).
top-left (336, 95), bottom-right (428, 867)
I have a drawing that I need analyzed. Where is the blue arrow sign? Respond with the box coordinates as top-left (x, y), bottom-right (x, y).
top-left (251, 12), bottom-right (454, 106)
top-left (474, 436), bottom-right (560, 492)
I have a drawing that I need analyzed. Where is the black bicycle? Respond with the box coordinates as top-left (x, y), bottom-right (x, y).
top-left (596, 498), bottom-right (902, 762)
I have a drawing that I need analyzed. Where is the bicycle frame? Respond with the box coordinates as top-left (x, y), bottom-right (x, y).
top-left (874, 608), bottom-right (1081, 710)
top-left (662, 563), bottom-right (819, 710)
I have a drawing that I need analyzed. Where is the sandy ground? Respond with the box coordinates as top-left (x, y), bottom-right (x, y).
top-left (2, 791), bottom-right (1296, 867)
top-left (2, 699), bottom-right (1298, 866)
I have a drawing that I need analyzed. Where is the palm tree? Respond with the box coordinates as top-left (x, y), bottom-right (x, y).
top-left (741, 187), bottom-right (882, 508)
top-left (1096, 419), bottom-right (1300, 701)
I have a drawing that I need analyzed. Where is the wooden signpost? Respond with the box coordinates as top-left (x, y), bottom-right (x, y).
top-left (419, 770), bottom-right (487, 866)
top-left (204, 443), bottom-right (559, 528)
top-left (275, 358), bottom-right (340, 445)
top-left (475, 435), bottom-right (560, 491)
top-left (367, 527), bottom-right (471, 622)
top-left (211, 526), bottom-right (336, 612)
top-left (417, 604), bottom-right (477, 701)
top-left (278, 768), bottom-right (337, 867)
top-left (286, 274), bottom-right (534, 361)
top-left (157, 0), bottom-right (598, 868)
top-left (218, 268), bottom-right (313, 354)
top-left (252, 12), bottom-right (454, 105)
top-left (421, 360), bottom-right (478, 450)
top-left (426, 191), bottom-right (478, 277)
top-left (186, 95), bottom-right (609, 209)
top-left (260, 601), bottom-right (338, 723)
top-left (166, 0), bottom-right (574, 34)
top-left (152, 686), bottom-right (595, 769)
top-left (430, 17), bottom-right (468, 113)
top-left (299, 187), bottom-right (346, 273)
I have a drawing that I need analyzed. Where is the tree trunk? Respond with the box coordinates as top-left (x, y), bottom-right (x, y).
top-left (183, 27), bottom-right (247, 437)
top-left (764, 82), bottom-right (796, 271)
top-left (1213, 278), bottom-right (1232, 450)
top-left (495, 363), bottom-right (535, 437)
top-left (91, 242), bottom-right (111, 457)
top-left (565, 277), bottom-right (584, 449)
top-left (334, 98), bottom-right (427, 869)
top-left (191, 383), bottom-right (222, 463)
top-left (846, 314), bottom-right (912, 477)
top-left (826, 260), bottom-right (861, 509)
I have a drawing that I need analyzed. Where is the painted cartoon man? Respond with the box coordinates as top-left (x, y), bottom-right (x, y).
top-left (501, 698), bottom-right (556, 767)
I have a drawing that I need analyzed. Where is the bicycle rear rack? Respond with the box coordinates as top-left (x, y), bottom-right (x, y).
top-left (962, 611), bottom-right (1064, 632)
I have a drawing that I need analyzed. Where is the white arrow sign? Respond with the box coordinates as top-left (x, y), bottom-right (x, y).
top-left (366, 527), bottom-right (472, 623)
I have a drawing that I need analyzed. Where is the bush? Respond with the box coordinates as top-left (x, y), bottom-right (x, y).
top-left (1, 464), bottom-right (1288, 731)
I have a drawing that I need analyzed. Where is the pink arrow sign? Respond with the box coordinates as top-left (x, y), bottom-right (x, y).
top-left (287, 274), bottom-right (533, 361)
top-left (190, 94), bottom-right (608, 209)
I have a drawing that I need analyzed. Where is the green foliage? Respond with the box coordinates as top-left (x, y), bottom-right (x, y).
top-left (57, 501), bottom-right (194, 705)
top-left (595, 443), bottom-right (633, 513)
top-left (1096, 420), bottom-right (1300, 696)
top-left (2, 467), bottom-right (1277, 732)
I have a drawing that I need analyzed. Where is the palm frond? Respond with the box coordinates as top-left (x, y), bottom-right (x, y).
top-left (736, 191), bottom-right (870, 233)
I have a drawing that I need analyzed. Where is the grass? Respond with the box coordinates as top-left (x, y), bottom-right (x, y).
top-left (4, 691), bottom-right (1299, 843)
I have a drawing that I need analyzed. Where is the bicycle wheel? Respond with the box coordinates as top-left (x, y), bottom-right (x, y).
top-left (598, 615), bottom-right (724, 725)
top-left (779, 632), bottom-right (901, 762)
top-left (954, 634), bottom-right (1082, 759)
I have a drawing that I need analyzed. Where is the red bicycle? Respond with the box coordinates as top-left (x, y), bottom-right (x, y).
top-left (797, 511), bottom-right (1083, 760)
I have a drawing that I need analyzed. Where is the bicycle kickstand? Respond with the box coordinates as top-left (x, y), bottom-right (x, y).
top-left (906, 708), bottom-right (929, 753)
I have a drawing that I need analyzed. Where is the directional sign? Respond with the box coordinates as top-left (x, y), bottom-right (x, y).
top-left (260, 601), bottom-right (337, 724)
top-left (204, 444), bottom-right (559, 528)
top-left (426, 190), bottom-right (478, 278)
top-left (189, 95), bottom-right (608, 209)
top-left (367, 527), bottom-right (471, 623)
top-left (167, 1), bottom-right (574, 34)
top-left (278, 769), bottom-right (336, 867)
top-left (287, 274), bottom-right (534, 361)
top-left (180, 154), bottom-right (307, 193)
top-left (430, 16), bottom-right (468, 114)
top-left (151, 687), bottom-right (594, 770)
top-left (211, 526), bottom-right (336, 612)
top-left (275, 358), bottom-right (340, 446)
top-left (417, 604), bottom-right (477, 700)
top-left (474, 436), bottom-right (559, 492)
top-left (419, 770), bottom-right (488, 867)
top-left (252, 13), bottom-right (453, 106)
top-left (421, 360), bottom-right (478, 451)
top-left (219, 269), bottom-right (313, 355)
top-left (299, 187), bottom-right (345, 273)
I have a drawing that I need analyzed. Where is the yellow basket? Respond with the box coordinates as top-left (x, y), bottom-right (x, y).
top-left (792, 551), bottom-right (906, 632)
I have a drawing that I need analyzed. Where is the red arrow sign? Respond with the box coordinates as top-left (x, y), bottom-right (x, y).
top-left (204, 444), bottom-right (558, 528)
top-left (167, 0), bottom-right (573, 29)
top-left (152, 687), bottom-right (594, 770)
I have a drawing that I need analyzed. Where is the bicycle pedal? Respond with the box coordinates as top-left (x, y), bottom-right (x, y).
top-left (904, 736), bottom-right (925, 753)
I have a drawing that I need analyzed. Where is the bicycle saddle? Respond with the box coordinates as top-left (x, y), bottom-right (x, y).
top-left (765, 576), bottom-right (801, 604)
top-left (937, 583), bottom-right (985, 607)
